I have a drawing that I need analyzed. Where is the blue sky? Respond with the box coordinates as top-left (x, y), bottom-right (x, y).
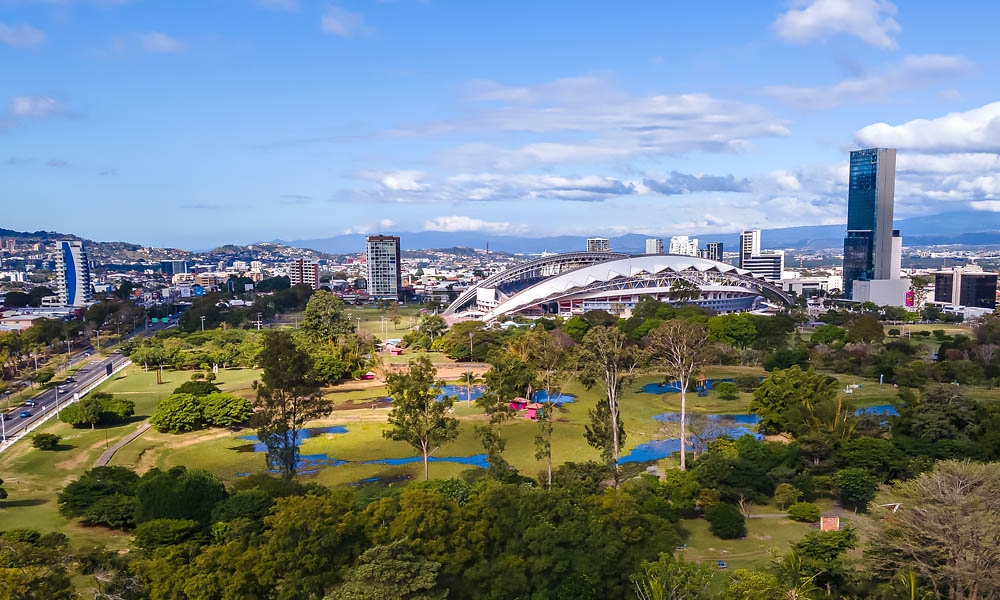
top-left (2, 0), bottom-right (1000, 249)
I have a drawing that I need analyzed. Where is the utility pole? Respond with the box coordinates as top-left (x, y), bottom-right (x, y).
top-left (469, 331), bottom-right (474, 362)
top-left (256, 312), bottom-right (263, 330)
top-left (200, 315), bottom-right (206, 332)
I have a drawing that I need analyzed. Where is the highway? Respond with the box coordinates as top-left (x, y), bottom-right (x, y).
top-left (0, 320), bottom-right (170, 443)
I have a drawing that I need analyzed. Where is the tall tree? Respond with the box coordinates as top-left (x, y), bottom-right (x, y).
top-left (300, 290), bottom-right (354, 344)
top-left (578, 326), bottom-right (645, 485)
top-left (418, 314), bottom-right (447, 342)
top-left (326, 539), bottom-right (448, 600)
top-left (867, 461), bottom-right (1000, 600)
top-left (384, 357), bottom-right (460, 481)
top-left (527, 329), bottom-right (571, 488)
top-left (251, 331), bottom-right (330, 479)
top-left (645, 319), bottom-right (714, 470)
top-left (475, 350), bottom-right (534, 477)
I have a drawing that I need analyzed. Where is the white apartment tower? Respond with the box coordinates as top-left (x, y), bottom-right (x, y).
top-left (586, 238), bottom-right (611, 252)
top-left (645, 238), bottom-right (663, 255)
top-left (288, 259), bottom-right (320, 290)
top-left (367, 235), bottom-right (402, 300)
top-left (668, 236), bottom-right (699, 256)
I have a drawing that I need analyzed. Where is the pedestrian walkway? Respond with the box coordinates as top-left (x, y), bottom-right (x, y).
top-left (94, 422), bottom-right (151, 467)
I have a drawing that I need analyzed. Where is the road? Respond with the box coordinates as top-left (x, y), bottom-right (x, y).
top-left (0, 320), bottom-right (170, 443)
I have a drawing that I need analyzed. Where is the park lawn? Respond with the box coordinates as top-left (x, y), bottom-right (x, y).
top-left (677, 516), bottom-right (814, 593)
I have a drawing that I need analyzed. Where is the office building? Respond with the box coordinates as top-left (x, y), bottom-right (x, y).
top-left (700, 242), bottom-right (723, 262)
top-left (668, 236), bottom-right (699, 256)
top-left (742, 251), bottom-right (784, 282)
top-left (54, 240), bottom-right (92, 307)
top-left (645, 238), bottom-right (663, 255)
top-left (367, 235), bottom-right (402, 300)
top-left (934, 266), bottom-right (998, 309)
top-left (586, 238), bottom-right (611, 252)
top-left (738, 230), bottom-right (782, 281)
top-left (843, 148), bottom-right (897, 299)
top-left (288, 259), bottom-right (320, 290)
top-left (160, 260), bottom-right (189, 276)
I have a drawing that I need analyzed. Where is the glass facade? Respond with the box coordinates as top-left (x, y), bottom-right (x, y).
top-left (843, 148), bottom-right (895, 299)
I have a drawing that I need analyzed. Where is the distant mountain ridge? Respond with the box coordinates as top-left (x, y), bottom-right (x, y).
top-left (281, 209), bottom-right (1000, 255)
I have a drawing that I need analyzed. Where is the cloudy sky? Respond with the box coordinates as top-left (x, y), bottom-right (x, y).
top-left (2, 0), bottom-right (999, 248)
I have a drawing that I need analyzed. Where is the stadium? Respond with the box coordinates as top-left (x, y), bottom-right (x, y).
top-left (443, 252), bottom-right (793, 323)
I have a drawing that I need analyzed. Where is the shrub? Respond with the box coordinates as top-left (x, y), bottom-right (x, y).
top-left (134, 518), bottom-right (200, 554)
top-left (887, 328), bottom-right (900, 337)
top-left (201, 392), bottom-right (252, 428)
top-left (31, 433), bottom-right (61, 451)
top-left (705, 503), bottom-right (746, 539)
top-left (734, 374), bottom-right (761, 393)
top-left (150, 393), bottom-right (203, 433)
top-left (787, 502), bottom-right (820, 523)
top-left (714, 381), bottom-right (739, 401)
top-left (835, 468), bottom-right (878, 512)
top-left (172, 381), bottom-right (221, 396)
top-left (773, 482), bottom-right (802, 509)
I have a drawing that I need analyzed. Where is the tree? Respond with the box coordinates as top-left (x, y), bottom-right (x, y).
top-left (135, 466), bottom-right (227, 527)
top-left (31, 433), bottom-right (61, 450)
top-left (0, 478), bottom-right (6, 502)
top-left (150, 393), bottom-right (204, 433)
top-left (201, 392), bottom-right (253, 427)
top-left (58, 466), bottom-right (139, 519)
top-left (705, 503), bottom-right (746, 539)
top-left (476, 348), bottom-right (534, 477)
top-left (748, 366), bottom-right (840, 436)
top-left (773, 482), bottom-right (802, 510)
top-left (835, 467), bottom-right (877, 512)
top-left (633, 553), bottom-right (714, 600)
top-left (719, 570), bottom-right (787, 600)
top-left (645, 319), bottom-right (714, 470)
top-left (251, 331), bottom-right (331, 478)
top-left (300, 290), bottom-right (354, 344)
top-left (133, 519), bottom-right (201, 554)
top-left (383, 357), bottom-right (460, 481)
top-left (867, 461), bottom-right (1000, 600)
top-left (458, 370), bottom-right (481, 407)
top-left (418, 314), bottom-right (447, 343)
top-left (714, 381), bottom-right (739, 400)
top-left (708, 313), bottom-right (757, 350)
top-left (909, 274), bottom-right (932, 309)
top-left (527, 329), bottom-right (571, 488)
top-left (578, 326), bottom-right (644, 485)
top-left (786, 502), bottom-right (820, 523)
top-left (326, 539), bottom-right (448, 600)
top-left (80, 397), bottom-right (103, 430)
top-left (562, 316), bottom-right (590, 342)
top-left (847, 315), bottom-right (884, 343)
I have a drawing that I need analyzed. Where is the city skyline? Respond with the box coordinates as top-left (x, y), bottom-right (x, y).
top-left (3, 1), bottom-right (1000, 248)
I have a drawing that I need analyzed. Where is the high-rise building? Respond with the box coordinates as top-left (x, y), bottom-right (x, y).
top-left (843, 148), bottom-right (897, 299)
top-left (55, 240), bottom-right (92, 307)
top-left (668, 236), bottom-right (699, 256)
top-left (741, 251), bottom-right (784, 281)
top-left (645, 238), bottom-right (663, 255)
top-left (160, 260), bottom-right (189, 276)
top-left (739, 230), bottom-right (761, 268)
top-left (700, 242), bottom-right (723, 262)
top-left (3, 239), bottom-right (15, 250)
top-left (738, 230), bottom-right (782, 281)
top-left (367, 235), bottom-right (402, 300)
top-left (586, 238), bottom-right (611, 252)
top-left (934, 266), bottom-right (998, 309)
top-left (288, 259), bottom-right (320, 290)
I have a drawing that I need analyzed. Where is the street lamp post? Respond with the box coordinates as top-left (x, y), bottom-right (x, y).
top-left (469, 331), bottom-right (474, 362)
top-left (200, 315), bottom-right (206, 332)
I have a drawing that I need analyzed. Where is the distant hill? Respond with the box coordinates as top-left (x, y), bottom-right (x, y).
top-left (282, 209), bottom-right (1000, 255)
top-left (0, 227), bottom-right (80, 241)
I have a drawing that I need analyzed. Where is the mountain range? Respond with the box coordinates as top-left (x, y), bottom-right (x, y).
top-left (281, 209), bottom-right (1000, 255)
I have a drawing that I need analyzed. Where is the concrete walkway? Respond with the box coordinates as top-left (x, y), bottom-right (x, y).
top-left (94, 422), bottom-right (151, 467)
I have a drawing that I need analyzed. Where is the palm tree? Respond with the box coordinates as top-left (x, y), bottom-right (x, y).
top-left (459, 370), bottom-right (481, 406)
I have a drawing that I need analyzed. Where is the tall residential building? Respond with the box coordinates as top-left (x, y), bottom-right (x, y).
top-left (843, 147), bottom-right (897, 299)
top-left (160, 260), bottom-right (189, 276)
top-left (739, 230), bottom-right (761, 268)
top-left (645, 238), bottom-right (663, 255)
top-left (934, 266), bottom-right (998, 309)
top-left (367, 235), bottom-right (402, 300)
top-left (668, 235), bottom-right (699, 256)
top-left (55, 240), bottom-right (92, 307)
top-left (586, 238), bottom-right (611, 252)
top-left (704, 242), bottom-right (723, 262)
top-left (288, 259), bottom-right (320, 290)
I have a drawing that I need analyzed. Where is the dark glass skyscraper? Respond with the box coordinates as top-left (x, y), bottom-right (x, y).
top-left (843, 148), bottom-right (896, 298)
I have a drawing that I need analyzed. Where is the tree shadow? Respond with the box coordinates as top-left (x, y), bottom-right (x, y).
top-left (1, 498), bottom-right (48, 508)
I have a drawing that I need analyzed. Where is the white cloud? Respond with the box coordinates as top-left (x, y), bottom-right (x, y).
top-left (256, 0), bottom-right (298, 10)
top-left (762, 54), bottom-right (970, 111)
top-left (971, 201), bottom-right (1000, 213)
top-left (378, 218), bottom-right (394, 228)
top-left (854, 101), bottom-right (1000, 153)
top-left (139, 32), bottom-right (185, 54)
top-left (773, 0), bottom-right (901, 49)
top-left (0, 23), bottom-right (44, 47)
top-left (10, 96), bottom-right (67, 118)
top-left (321, 6), bottom-right (372, 38)
top-left (401, 77), bottom-right (788, 170)
top-left (423, 216), bottom-right (512, 233)
top-left (379, 170), bottom-right (426, 191)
